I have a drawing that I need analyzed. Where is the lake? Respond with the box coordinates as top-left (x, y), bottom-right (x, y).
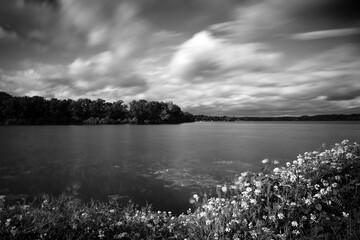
top-left (0, 122), bottom-right (359, 213)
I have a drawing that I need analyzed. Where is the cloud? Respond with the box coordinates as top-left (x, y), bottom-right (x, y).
top-left (281, 0), bottom-right (360, 24)
top-left (60, 0), bottom-right (136, 48)
top-left (169, 31), bottom-right (282, 82)
top-left (289, 44), bottom-right (360, 72)
top-left (325, 88), bottom-right (360, 101)
top-left (0, 64), bottom-right (70, 97)
top-left (209, 0), bottom-right (360, 44)
top-left (162, 41), bottom-right (360, 116)
top-left (59, 0), bottom-right (180, 58)
top-left (208, 3), bottom-right (283, 42)
top-left (0, 52), bottom-right (149, 100)
top-left (268, 45), bottom-right (360, 110)
top-left (0, 0), bottom-right (60, 47)
top-left (1, 0), bottom-right (180, 100)
top-left (1, 0), bottom-right (360, 116)
top-left (0, 0), bottom-right (181, 59)
top-left (0, 26), bottom-right (18, 41)
top-left (55, 0), bottom-right (180, 92)
top-left (68, 51), bottom-right (148, 89)
top-left (291, 28), bottom-right (360, 40)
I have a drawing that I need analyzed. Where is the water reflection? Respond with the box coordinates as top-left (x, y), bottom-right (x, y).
top-left (0, 122), bottom-right (359, 213)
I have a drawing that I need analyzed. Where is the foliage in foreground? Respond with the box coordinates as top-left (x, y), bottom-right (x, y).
top-left (1, 140), bottom-right (360, 239)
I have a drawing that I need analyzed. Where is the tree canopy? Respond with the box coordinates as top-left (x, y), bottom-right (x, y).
top-left (0, 92), bottom-right (195, 125)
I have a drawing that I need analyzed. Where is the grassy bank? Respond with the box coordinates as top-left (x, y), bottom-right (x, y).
top-left (1, 140), bottom-right (360, 239)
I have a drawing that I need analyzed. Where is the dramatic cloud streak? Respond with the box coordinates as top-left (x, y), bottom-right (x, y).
top-left (291, 28), bottom-right (360, 40)
top-left (0, 0), bottom-right (359, 116)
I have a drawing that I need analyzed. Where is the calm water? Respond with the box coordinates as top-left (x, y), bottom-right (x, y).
top-left (0, 122), bottom-right (359, 213)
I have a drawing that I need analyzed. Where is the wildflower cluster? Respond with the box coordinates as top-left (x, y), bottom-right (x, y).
top-left (184, 140), bottom-right (360, 239)
top-left (0, 195), bottom-right (182, 240)
top-left (0, 140), bottom-right (359, 239)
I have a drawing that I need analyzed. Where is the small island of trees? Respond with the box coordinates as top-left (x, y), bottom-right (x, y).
top-left (0, 92), bottom-right (195, 125)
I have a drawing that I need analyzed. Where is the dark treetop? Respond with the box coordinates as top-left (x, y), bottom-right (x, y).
top-left (0, 92), bottom-right (195, 125)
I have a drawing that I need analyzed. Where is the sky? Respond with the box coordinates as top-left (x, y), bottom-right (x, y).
top-left (0, 0), bottom-right (360, 116)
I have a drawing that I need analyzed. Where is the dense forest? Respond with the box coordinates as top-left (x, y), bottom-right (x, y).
top-left (0, 92), bottom-right (195, 125)
top-left (194, 114), bottom-right (360, 121)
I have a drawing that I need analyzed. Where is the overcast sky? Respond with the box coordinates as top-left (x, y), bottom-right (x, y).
top-left (0, 0), bottom-right (360, 116)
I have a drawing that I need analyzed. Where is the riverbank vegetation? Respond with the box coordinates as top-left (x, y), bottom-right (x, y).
top-left (0, 92), bottom-right (194, 125)
top-left (1, 140), bottom-right (359, 239)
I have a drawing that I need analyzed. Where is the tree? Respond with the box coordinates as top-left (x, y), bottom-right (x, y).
top-left (1, 97), bottom-right (22, 123)
top-left (0, 91), bottom-right (195, 124)
top-left (69, 98), bottom-right (92, 123)
top-left (89, 99), bottom-right (106, 119)
top-left (163, 101), bottom-right (183, 123)
top-left (129, 99), bottom-right (148, 124)
top-left (109, 100), bottom-right (128, 122)
top-left (183, 112), bottom-right (195, 122)
top-left (24, 96), bottom-right (49, 123)
top-left (49, 98), bottom-right (72, 124)
top-left (0, 92), bottom-right (12, 102)
top-left (145, 101), bottom-right (163, 123)
top-left (0, 92), bottom-right (12, 121)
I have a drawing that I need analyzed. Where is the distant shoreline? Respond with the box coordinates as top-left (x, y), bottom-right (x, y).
top-left (1, 115), bottom-right (360, 125)
top-left (194, 114), bottom-right (360, 122)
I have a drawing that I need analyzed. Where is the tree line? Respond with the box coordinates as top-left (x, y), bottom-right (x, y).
top-left (0, 92), bottom-right (195, 125)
